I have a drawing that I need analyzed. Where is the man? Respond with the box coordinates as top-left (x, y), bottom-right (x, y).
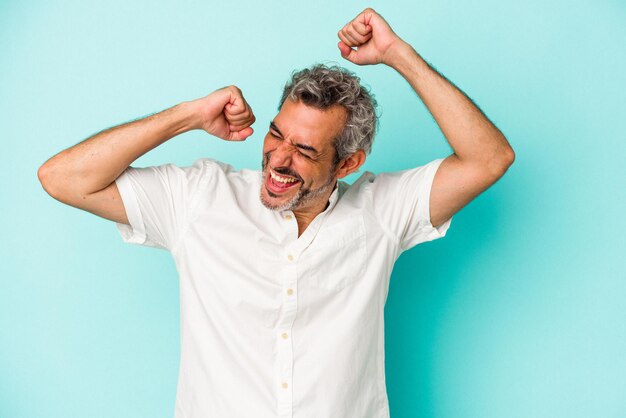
top-left (38, 8), bottom-right (514, 418)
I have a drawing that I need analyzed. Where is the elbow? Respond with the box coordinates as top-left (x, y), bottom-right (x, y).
top-left (483, 142), bottom-right (515, 179)
top-left (494, 146), bottom-right (515, 178)
top-left (37, 163), bottom-right (52, 192)
top-left (38, 162), bottom-right (89, 204)
top-left (503, 146), bottom-right (515, 168)
top-left (38, 162), bottom-right (62, 199)
top-left (37, 163), bottom-right (49, 184)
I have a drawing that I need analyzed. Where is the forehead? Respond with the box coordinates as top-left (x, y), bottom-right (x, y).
top-left (273, 98), bottom-right (347, 150)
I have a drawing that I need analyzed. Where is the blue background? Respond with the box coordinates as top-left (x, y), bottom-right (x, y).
top-left (1, 0), bottom-right (625, 417)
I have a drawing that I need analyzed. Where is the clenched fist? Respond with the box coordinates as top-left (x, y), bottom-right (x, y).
top-left (191, 85), bottom-right (256, 141)
top-left (337, 8), bottom-right (406, 66)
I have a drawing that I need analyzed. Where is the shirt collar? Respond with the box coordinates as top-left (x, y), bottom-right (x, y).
top-left (326, 182), bottom-right (341, 212)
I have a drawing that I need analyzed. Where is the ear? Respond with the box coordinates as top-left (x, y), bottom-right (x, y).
top-left (335, 149), bottom-right (366, 179)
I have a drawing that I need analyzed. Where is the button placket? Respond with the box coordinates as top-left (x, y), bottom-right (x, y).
top-left (276, 246), bottom-right (297, 417)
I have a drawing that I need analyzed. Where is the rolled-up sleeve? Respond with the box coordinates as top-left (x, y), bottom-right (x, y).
top-left (114, 158), bottom-right (207, 251)
top-left (367, 158), bottom-right (452, 252)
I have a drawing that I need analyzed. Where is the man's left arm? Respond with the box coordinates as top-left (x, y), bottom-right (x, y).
top-left (338, 8), bottom-right (515, 228)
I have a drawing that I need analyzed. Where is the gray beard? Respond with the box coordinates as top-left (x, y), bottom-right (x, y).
top-left (259, 166), bottom-right (336, 212)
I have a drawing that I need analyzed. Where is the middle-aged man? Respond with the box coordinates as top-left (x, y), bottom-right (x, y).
top-left (38, 8), bottom-right (515, 418)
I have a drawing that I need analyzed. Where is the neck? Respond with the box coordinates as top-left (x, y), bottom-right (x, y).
top-left (292, 181), bottom-right (337, 237)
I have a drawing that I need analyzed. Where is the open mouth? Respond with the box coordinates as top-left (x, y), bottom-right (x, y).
top-left (266, 169), bottom-right (301, 194)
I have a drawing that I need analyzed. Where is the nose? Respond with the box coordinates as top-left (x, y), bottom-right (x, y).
top-left (270, 141), bottom-right (296, 168)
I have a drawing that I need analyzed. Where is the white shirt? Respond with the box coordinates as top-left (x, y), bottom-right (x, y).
top-left (115, 157), bottom-right (452, 418)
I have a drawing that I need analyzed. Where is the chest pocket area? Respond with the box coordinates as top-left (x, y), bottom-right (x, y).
top-left (300, 216), bottom-right (367, 291)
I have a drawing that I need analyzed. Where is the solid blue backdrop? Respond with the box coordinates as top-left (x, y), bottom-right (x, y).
top-left (1, 0), bottom-right (624, 417)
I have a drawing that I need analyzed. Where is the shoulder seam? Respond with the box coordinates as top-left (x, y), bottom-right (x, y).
top-left (170, 160), bottom-right (213, 255)
top-left (359, 173), bottom-right (402, 250)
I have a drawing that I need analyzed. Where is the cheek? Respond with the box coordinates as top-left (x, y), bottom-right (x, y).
top-left (263, 140), bottom-right (283, 160)
top-left (299, 165), bottom-right (323, 185)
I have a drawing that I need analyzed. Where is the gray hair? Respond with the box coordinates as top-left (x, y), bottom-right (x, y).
top-left (278, 64), bottom-right (379, 163)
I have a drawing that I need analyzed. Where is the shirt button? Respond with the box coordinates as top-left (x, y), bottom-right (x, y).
top-left (285, 214), bottom-right (293, 220)
top-left (286, 288), bottom-right (294, 295)
top-left (281, 332), bottom-right (289, 339)
top-left (281, 382), bottom-right (289, 389)
top-left (287, 254), bottom-right (294, 261)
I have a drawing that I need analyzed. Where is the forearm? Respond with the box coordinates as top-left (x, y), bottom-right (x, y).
top-left (386, 42), bottom-right (515, 172)
top-left (39, 101), bottom-right (200, 196)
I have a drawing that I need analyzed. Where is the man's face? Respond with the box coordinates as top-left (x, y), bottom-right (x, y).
top-left (260, 98), bottom-right (348, 212)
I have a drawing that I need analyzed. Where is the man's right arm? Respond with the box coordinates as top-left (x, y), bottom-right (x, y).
top-left (37, 86), bottom-right (256, 224)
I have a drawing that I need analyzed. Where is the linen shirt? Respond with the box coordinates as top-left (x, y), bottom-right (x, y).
top-left (114, 157), bottom-right (452, 418)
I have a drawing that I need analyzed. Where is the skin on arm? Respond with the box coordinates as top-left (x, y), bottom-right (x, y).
top-left (338, 8), bottom-right (515, 228)
top-left (37, 86), bottom-right (256, 224)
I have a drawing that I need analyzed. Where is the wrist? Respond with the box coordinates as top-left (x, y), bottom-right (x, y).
top-left (382, 40), bottom-right (417, 70)
top-left (177, 100), bottom-right (206, 132)
top-left (385, 42), bottom-right (430, 82)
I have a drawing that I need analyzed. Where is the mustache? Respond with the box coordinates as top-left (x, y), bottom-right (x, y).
top-left (263, 152), bottom-right (302, 181)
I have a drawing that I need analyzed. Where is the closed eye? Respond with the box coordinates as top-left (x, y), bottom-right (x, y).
top-left (299, 150), bottom-right (313, 160)
top-left (270, 130), bottom-right (315, 159)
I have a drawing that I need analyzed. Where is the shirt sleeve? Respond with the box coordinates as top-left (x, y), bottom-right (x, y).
top-left (114, 158), bottom-right (207, 251)
top-left (367, 158), bottom-right (452, 252)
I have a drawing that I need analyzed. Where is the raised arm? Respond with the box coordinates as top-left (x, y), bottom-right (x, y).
top-left (338, 8), bottom-right (515, 228)
top-left (37, 86), bottom-right (255, 224)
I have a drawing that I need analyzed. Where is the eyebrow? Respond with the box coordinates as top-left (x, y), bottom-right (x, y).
top-left (270, 121), bottom-right (319, 154)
